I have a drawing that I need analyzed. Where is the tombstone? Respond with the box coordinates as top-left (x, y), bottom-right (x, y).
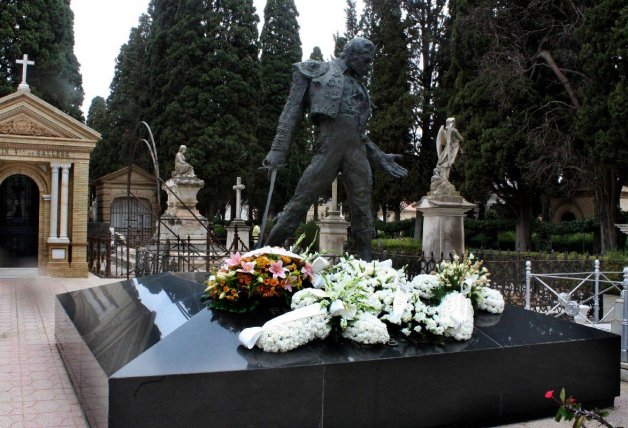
top-left (159, 149), bottom-right (207, 242)
top-left (225, 176), bottom-right (249, 251)
top-left (317, 176), bottom-right (349, 254)
top-left (0, 55), bottom-right (100, 276)
top-left (417, 118), bottom-right (476, 257)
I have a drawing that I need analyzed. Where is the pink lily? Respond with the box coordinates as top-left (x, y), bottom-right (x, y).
top-left (226, 252), bottom-right (241, 268)
top-left (301, 263), bottom-right (313, 279)
top-left (269, 260), bottom-right (289, 279)
top-left (237, 260), bottom-right (256, 274)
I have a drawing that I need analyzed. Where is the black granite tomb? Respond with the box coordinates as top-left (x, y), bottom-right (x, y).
top-left (55, 272), bottom-right (619, 427)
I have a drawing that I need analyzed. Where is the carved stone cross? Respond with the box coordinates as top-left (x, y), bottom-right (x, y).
top-left (232, 176), bottom-right (245, 220)
top-left (16, 54), bottom-right (35, 90)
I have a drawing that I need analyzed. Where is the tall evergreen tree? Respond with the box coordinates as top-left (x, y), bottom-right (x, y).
top-left (86, 96), bottom-right (108, 131)
top-left (86, 96), bottom-right (110, 183)
top-left (0, 0), bottom-right (84, 120)
top-left (344, 0), bottom-right (359, 39)
top-left (334, 0), bottom-right (360, 58)
top-left (333, 33), bottom-right (347, 58)
top-left (444, 0), bottom-right (585, 250)
top-left (576, 0), bottom-right (628, 252)
top-left (145, 0), bottom-right (258, 218)
top-left (89, 14), bottom-right (152, 182)
top-left (369, 0), bottom-right (415, 221)
top-left (309, 46), bottom-right (323, 61)
top-left (404, 0), bottom-right (449, 201)
top-left (252, 0), bottom-right (303, 220)
top-left (359, 0), bottom-right (375, 39)
top-left (195, 0), bottom-right (261, 219)
top-left (144, 0), bottom-right (199, 180)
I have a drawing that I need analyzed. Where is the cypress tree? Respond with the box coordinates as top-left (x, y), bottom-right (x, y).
top-left (404, 0), bottom-right (450, 201)
top-left (144, 0), bottom-right (201, 180)
top-left (369, 0), bottom-right (415, 221)
top-left (195, 0), bottom-right (261, 219)
top-left (344, 0), bottom-right (359, 39)
top-left (576, 0), bottom-right (628, 252)
top-left (444, 0), bottom-right (586, 250)
top-left (86, 96), bottom-right (109, 182)
top-left (0, 0), bottom-right (84, 120)
top-left (252, 0), bottom-right (303, 220)
top-left (89, 14), bottom-right (151, 182)
top-left (309, 47), bottom-right (323, 61)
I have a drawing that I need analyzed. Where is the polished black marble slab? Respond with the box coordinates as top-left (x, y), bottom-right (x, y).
top-left (55, 273), bottom-right (620, 428)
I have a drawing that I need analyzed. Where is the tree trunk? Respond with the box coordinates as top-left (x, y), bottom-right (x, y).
top-left (593, 166), bottom-right (619, 254)
top-left (394, 207), bottom-right (401, 222)
top-left (515, 209), bottom-right (532, 251)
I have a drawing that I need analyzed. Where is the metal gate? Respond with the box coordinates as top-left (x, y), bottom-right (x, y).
top-left (110, 197), bottom-right (153, 244)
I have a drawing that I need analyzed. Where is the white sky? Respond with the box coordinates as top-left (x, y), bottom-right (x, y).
top-left (71, 0), bottom-right (353, 117)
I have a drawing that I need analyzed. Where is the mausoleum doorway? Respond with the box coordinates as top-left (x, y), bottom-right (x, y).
top-left (0, 79), bottom-right (99, 276)
top-left (110, 197), bottom-right (153, 242)
top-left (0, 174), bottom-right (39, 267)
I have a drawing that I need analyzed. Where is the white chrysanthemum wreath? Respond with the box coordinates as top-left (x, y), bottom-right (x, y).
top-left (238, 253), bottom-right (504, 352)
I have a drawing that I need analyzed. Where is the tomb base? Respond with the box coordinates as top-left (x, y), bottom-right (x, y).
top-left (56, 273), bottom-right (619, 428)
top-left (317, 212), bottom-right (349, 254)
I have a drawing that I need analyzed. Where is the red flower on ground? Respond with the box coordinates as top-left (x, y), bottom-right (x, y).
top-left (545, 390), bottom-right (554, 399)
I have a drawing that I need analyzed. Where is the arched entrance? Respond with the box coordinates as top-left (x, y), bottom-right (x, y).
top-left (0, 174), bottom-right (39, 267)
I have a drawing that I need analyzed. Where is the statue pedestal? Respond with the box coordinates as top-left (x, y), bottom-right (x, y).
top-left (160, 177), bottom-right (207, 241)
top-left (417, 192), bottom-right (476, 258)
top-left (317, 211), bottom-right (349, 255)
top-left (226, 219), bottom-right (249, 252)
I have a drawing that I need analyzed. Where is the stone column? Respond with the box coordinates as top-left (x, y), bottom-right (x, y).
top-left (417, 193), bottom-right (476, 258)
top-left (47, 163), bottom-right (71, 276)
top-left (317, 175), bottom-right (349, 254)
top-left (48, 163), bottom-right (60, 241)
top-left (59, 163), bottom-right (72, 242)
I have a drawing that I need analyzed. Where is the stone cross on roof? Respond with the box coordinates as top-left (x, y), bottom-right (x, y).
top-left (232, 177), bottom-right (245, 220)
top-left (16, 54), bottom-right (35, 92)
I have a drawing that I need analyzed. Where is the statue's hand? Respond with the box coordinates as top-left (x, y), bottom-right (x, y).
top-left (380, 153), bottom-right (407, 178)
top-left (262, 149), bottom-right (287, 178)
top-left (262, 149), bottom-right (286, 168)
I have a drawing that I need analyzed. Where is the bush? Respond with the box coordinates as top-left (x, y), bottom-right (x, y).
top-left (374, 218), bottom-right (415, 238)
top-left (213, 224), bottom-right (226, 238)
top-left (466, 216), bottom-right (599, 253)
top-left (372, 237), bottom-right (421, 251)
top-left (548, 233), bottom-right (594, 253)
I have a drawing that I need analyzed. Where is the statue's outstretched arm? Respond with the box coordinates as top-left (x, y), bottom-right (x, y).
top-left (363, 136), bottom-right (408, 179)
top-left (263, 71), bottom-right (309, 168)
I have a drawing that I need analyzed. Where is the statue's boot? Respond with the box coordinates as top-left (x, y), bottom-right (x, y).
top-left (352, 231), bottom-right (373, 262)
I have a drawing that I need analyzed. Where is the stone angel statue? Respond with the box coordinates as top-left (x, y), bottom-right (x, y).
top-left (431, 117), bottom-right (463, 193)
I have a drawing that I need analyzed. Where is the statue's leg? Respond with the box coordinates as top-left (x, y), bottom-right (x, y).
top-left (266, 148), bottom-right (342, 246)
top-left (342, 144), bottom-right (374, 261)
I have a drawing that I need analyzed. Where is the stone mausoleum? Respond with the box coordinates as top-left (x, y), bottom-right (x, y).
top-left (0, 85), bottom-right (99, 276)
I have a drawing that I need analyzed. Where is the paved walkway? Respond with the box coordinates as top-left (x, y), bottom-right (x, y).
top-left (0, 271), bottom-right (626, 427)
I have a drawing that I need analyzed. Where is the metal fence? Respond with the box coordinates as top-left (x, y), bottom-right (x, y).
top-left (87, 222), bottom-right (252, 279)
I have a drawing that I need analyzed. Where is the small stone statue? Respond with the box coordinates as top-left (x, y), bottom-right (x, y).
top-left (431, 117), bottom-right (463, 193)
top-left (173, 145), bottom-right (195, 178)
